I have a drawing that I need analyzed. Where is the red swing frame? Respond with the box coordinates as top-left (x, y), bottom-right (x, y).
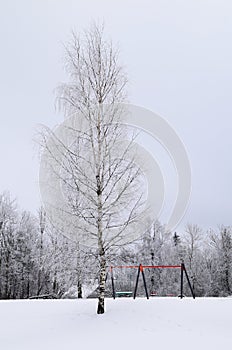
top-left (110, 263), bottom-right (195, 299)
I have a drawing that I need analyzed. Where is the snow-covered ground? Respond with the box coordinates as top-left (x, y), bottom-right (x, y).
top-left (0, 297), bottom-right (231, 350)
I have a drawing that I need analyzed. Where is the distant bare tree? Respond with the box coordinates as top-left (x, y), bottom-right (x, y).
top-left (183, 224), bottom-right (202, 270)
top-left (182, 224), bottom-right (203, 294)
top-left (209, 226), bottom-right (232, 295)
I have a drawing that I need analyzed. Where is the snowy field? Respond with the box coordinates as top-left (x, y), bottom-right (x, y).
top-left (0, 298), bottom-right (231, 350)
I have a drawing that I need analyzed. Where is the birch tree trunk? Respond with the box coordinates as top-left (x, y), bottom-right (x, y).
top-left (97, 241), bottom-right (106, 314)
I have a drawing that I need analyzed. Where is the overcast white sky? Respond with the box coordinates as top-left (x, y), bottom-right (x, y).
top-left (0, 0), bottom-right (232, 231)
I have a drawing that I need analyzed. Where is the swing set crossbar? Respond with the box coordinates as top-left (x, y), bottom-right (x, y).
top-left (141, 265), bottom-right (181, 269)
top-left (110, 265), bottom-right (181, 270)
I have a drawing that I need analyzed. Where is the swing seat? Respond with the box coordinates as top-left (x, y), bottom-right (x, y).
top-left (150, 292), bottom-right (157, 296)
top-left (115, 291), bottom-right (133, 297)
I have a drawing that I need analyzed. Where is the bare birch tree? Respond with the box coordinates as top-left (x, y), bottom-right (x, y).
top-left (41, 23), bottom-right (145, 313)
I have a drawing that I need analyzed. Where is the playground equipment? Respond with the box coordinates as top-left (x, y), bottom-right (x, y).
top-left (110, 263), bottom-right (195, 299)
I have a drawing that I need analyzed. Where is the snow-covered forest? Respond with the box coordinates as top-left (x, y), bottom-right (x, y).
top-left (0, 190), bottom-right (231, 300)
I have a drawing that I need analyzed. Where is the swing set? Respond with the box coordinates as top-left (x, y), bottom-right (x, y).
top-left (110, 263), bottom-right (195, 299)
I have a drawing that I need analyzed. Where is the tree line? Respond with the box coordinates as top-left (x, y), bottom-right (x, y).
top-left (0, 191), bottom-right (231, 299)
